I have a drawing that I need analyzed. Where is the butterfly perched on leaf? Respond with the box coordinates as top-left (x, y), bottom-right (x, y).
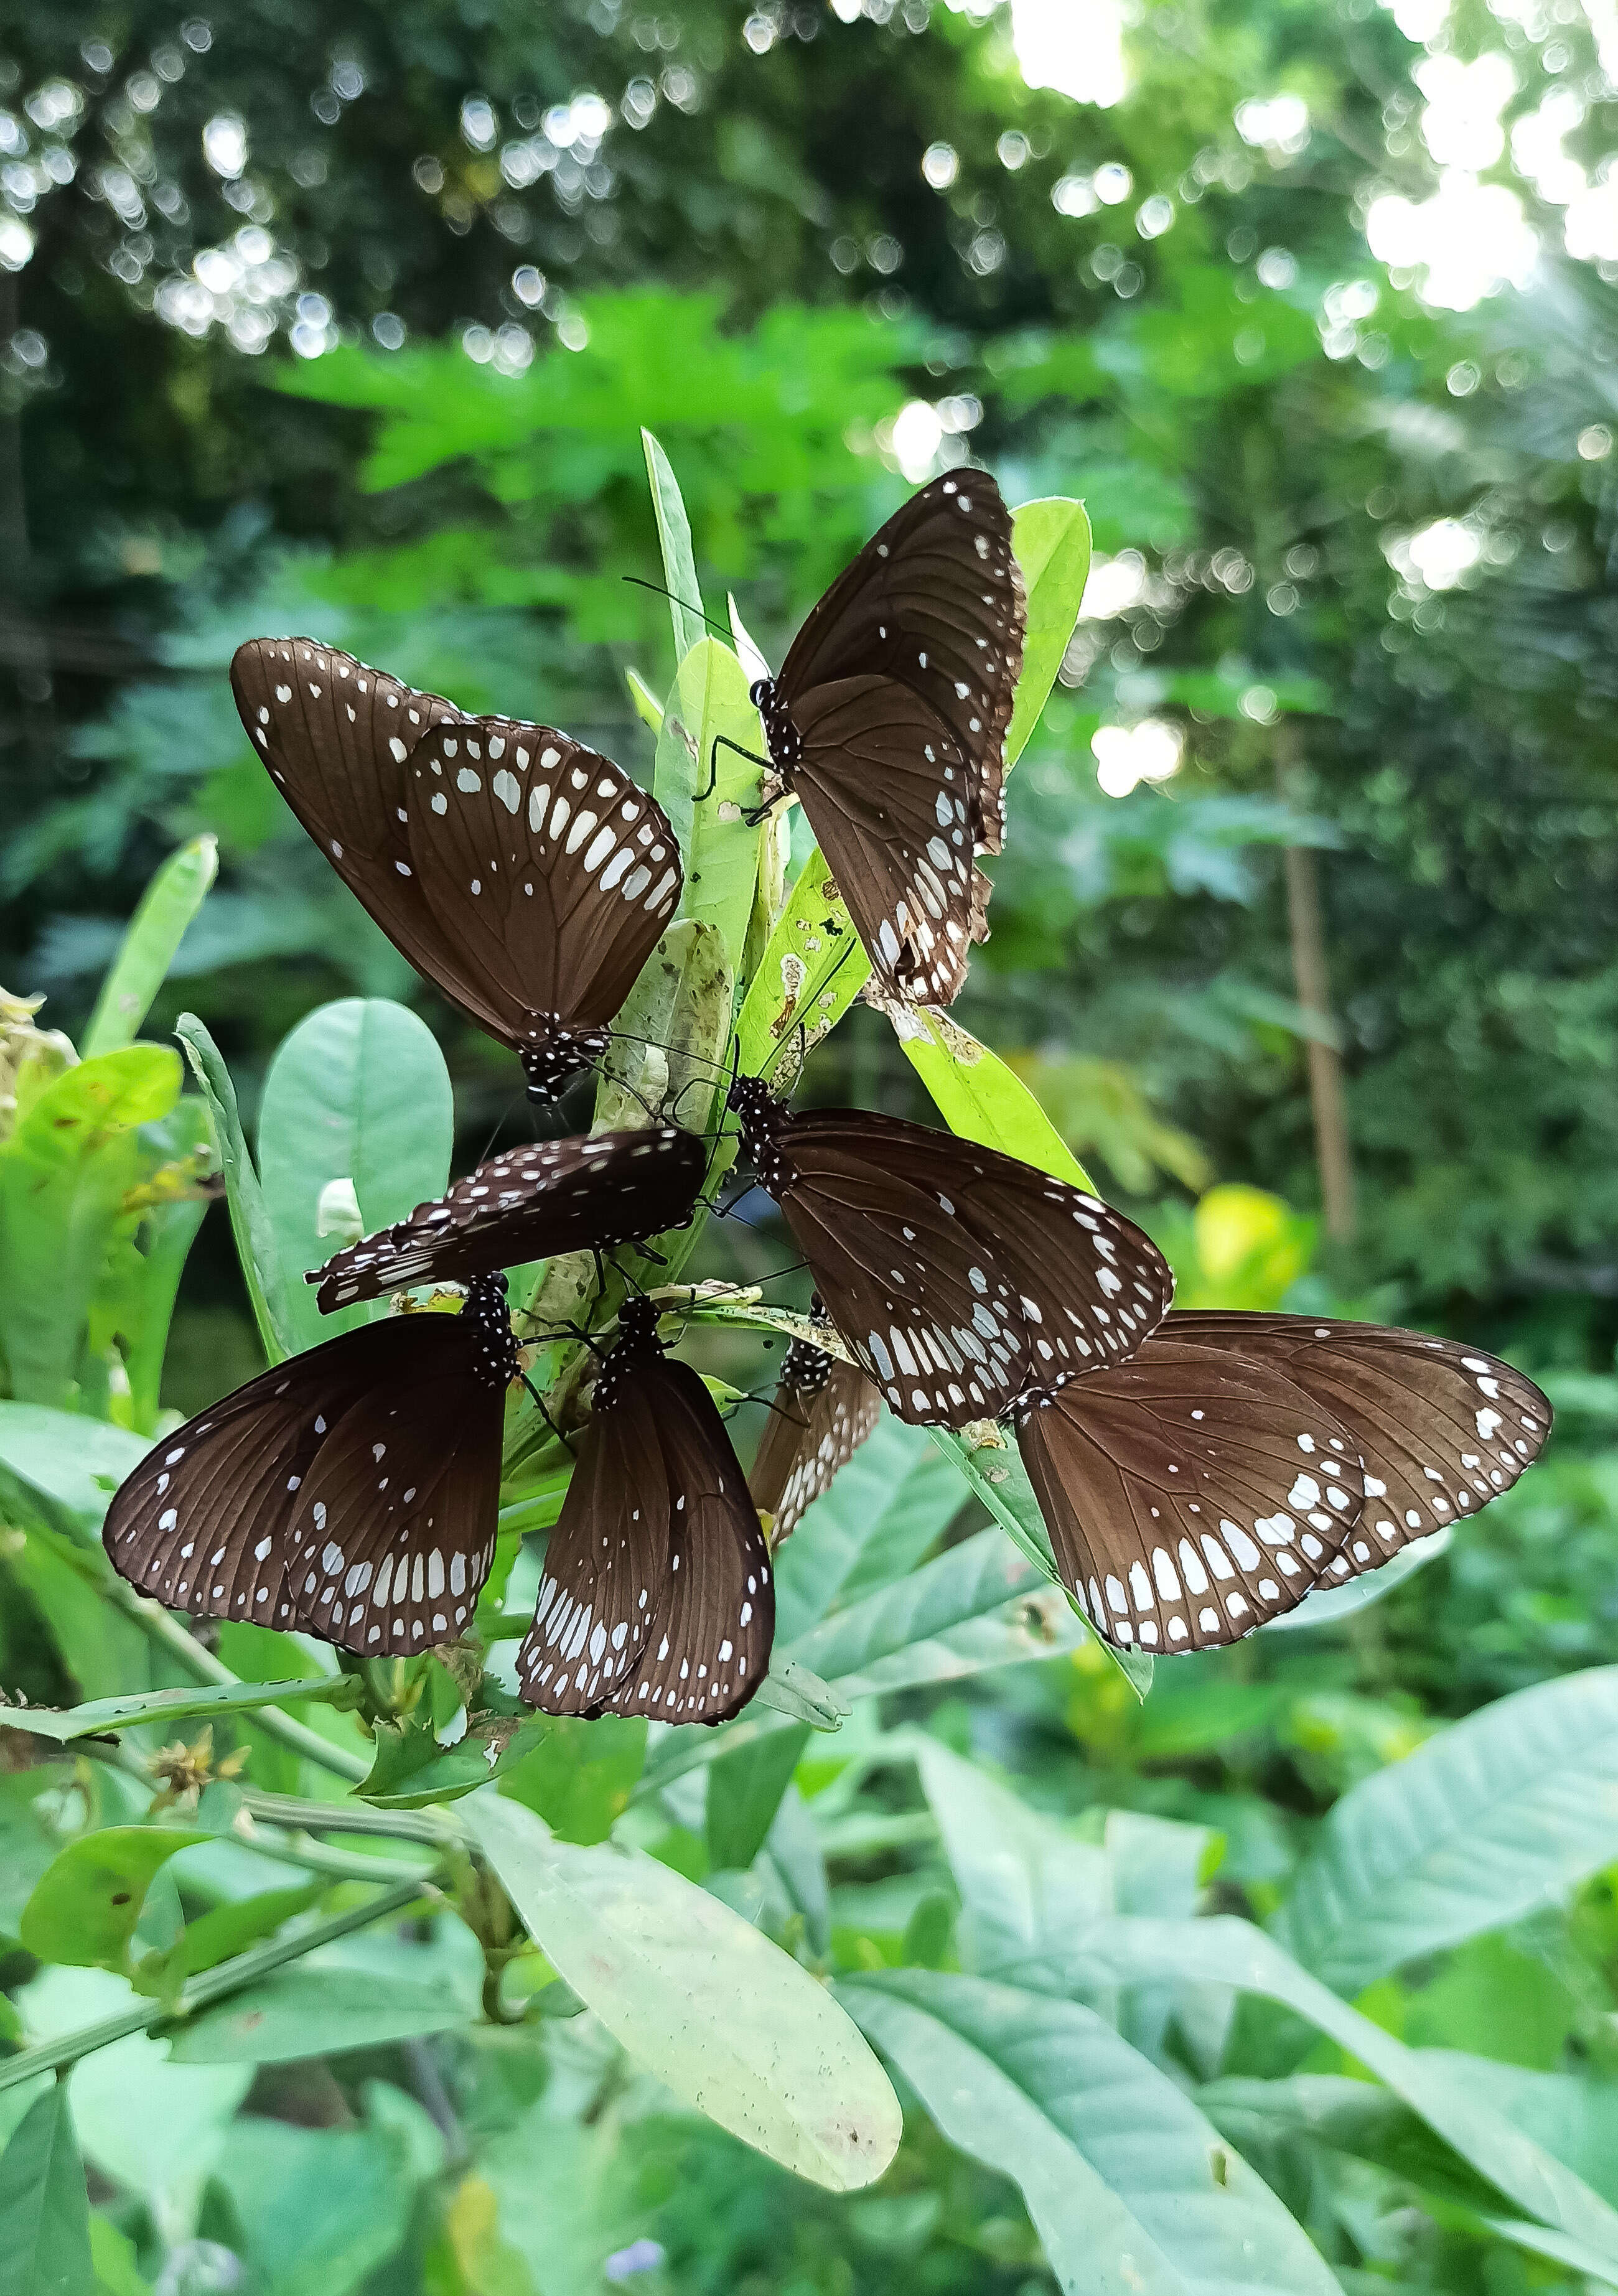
top-left (741, 472), bottom-right (1026, 1009)
top-left (232, 638), bottom-right (682, 1100)
top-left (1011, 1313), bottom-right (1551, 1651)
top-left (727, 1075), bottom-right (1174, 1430)
top-left (749, 1323), bottom-right (882, 1548)
top-left (518, 1295), bottom-right (773, 1722)
top-left (104, 1130), bottom-right (708, 1654)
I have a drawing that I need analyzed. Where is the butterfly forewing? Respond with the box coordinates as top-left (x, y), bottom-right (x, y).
top-left (1016, 1340), bottom-right (1366, 1651)
top-left (749, 1345), bottom-right (882, 1546)
top-left (312, 1127), bottom-right (705, 1312)
top-left (1164, 1313), bottom-right (1552, 1570)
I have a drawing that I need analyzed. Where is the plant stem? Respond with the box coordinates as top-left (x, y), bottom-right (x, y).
top-left (235, 1787), bottom-right (460, 1847)
top-left (103, 1579), bottom-right (369, 1783)
top-left (0, 1874), bottom-right (433, 2093)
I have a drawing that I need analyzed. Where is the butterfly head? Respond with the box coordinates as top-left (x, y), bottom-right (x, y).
top-left (750, 677), bottom-right (802, 770)
top-left (521, 1023), bottom-right (609, 1106)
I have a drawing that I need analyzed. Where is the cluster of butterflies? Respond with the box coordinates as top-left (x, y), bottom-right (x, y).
top-left (106, 472), bottom-right (1551, 1727)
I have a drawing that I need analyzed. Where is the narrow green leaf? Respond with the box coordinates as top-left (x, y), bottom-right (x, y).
top-left (841, 1969), bottom-right (1337, 2296)
top-left (930, 1429), bottom-right (1153, 1700)
top-left (733, 842), bottom-right (868, 1081)
top-left (641, 427), bottom-right (707, 668)
top-left (625, 664), bottom-right (664, 733)
top-left (751, 1656), bottom-right (848, 1730)
top-left (82, 836), bottom-right (219, 1058)
top-left (1036, 1916), bottom-right (1618, 2266)
top-left (111, 1099), bottom-right (213, 1434)
top-left (256, 998), bottom-right (454, 1347)
top-left (774, 1414), bottom-right (964, 1643)
top-left (1006, 497), bottom-right (1093, 768)
top-left (464, 1790), bottom-right (902, 2191)
top-left (168, 1969), bottom-right (462, 2065)
top-left (886, 1006), bottom-right (1097, 1187)
top-left (0, 2086), bottom-right (94, 2296)
top-left (1278, 1663), bottom-right (1618, 1995)
top-left (0, 1676), bottom-right (357, 1743)
top-left (0, 1047), bottom-right (182, 1407)
top-left (655, 639), bottom-right (767, 980)
top-left (708, 1724), bottom-right (810, 1872)
top-left (176, 1013), bottom-right (297, 1363)
top-left (910, 1738), bottom-right (1110, 1974)
top-left (21, 1827), bottom-right (207, 1971)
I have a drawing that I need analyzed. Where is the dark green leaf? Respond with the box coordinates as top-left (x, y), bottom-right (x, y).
top-left (707, 1723), bottom-right (809, 1872)
top-left (498, 1715), bottom-right (647, 1844)
top-left (0, 2087), bottom-right (94, 2296)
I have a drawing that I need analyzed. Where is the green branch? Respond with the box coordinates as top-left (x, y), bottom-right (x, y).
top-left (0, 1873), bottom-right (435, 2093)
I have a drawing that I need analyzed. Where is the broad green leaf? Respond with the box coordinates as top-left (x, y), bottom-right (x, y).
top-left (0, 1047), bottom-right (182, 1407)
top-left (841, 1969), bottom-right (1337, 2296)
top-left (0, 2086), bottom-right (94, 2296)
top-left (82, 836), bottom-right (218, 1058)
top-left (133, 1884), bottom-right (322, 2005)
top-left (257, 997), bottom-right (454, 1346)
top-left (1262, 1533), bottom-right (1449, 1633)
top-left (168, 1969), bottom-right (462, 2064)
top-left (708, 1724), bottom-right (810, 1872)
top-left (641, 426), bottom-right (707, 668)
top-left (886, 1006), bottom-right (1097, 1187)
top-left (592, 917), bottom-right (732, 1142)
top-left (733, 843), bottom-right (867, 1080)
top-left (0, 1676), bottom-right (357, 1744)
top-left (774, 1412), bottom-right (965, 1643)
top-left (360, 1712), bottom-right (552, 1811)
top-left (464, 1791), bottom-right (902, 2191)
top-left (210, 2116), bottom-right (414, 2296)
top-left (1278, 1663), bottom-right (1618, 1995)
top-left (500, 1714), bottom-right (647, 1843)
top-left (931, 1429), bottom-right (1153, 1699)
top-left (655, 638), bottom-right (767, 978)
top-left (910, 1738), bottom-right (1110, 1974)
top-left (1034, 1916), bottom-right (1618, 2266)
top-left (177, 1012), bottom-right (297, 1363)
top-left (0, 1402), bottom-right (151, 1533)
top-left (1006, 497), bottom-right (1092, 768)
top-left (20, 1828), bottom-right (207, 1971)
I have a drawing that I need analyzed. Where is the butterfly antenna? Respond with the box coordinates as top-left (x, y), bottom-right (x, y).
top-left (622, 575), bottom-right (734, 643)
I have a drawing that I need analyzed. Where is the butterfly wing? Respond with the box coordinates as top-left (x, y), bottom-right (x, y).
top-left (780, 471), bottom-right (1024, 856)
top-left (1016, 1339), bottom-right (1366, 1651)
top-left (1164, 1313), bottom-right (1552, 1570)
top-left (312, 1127), bottom-right (706, 1311)
top-left (401, 717), bottom-right (680, 1036)
top-left (103, 1315), bottom-right (433, 1630)
top-left (286, 1315), bottom-right (507, 1654)
top-left (789, 676), bottom-right (989, 1005)
top-left (749, 1350), bottom-right (882, 1546)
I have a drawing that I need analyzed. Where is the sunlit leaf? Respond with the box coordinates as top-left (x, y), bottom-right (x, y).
top-left (641, 426), bottom-right (707, 670)
top-left (82, 836), bottom-right (218, 1059)
top-left (1006, 497), bottom-right (1092, 768)
top-left (177, 1013), bottom-right (297, 1363)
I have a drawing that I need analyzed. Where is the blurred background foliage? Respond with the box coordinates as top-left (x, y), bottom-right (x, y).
top-left (5, 0), bottom-right (1618, 2290)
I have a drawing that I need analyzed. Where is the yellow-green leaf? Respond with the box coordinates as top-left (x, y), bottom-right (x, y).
top-left (82, 836), bottom-right (218, 1059)
top-left (886, 1007), bottom-right (1097, 1188)
top-left (1006, 497), bottom-right (1092, 768)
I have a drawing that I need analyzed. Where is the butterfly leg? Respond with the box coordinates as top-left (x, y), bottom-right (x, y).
top-left (703, 733), bottom-right (774, 806)
top-left (519, 1371), bottom-right (574, 1455)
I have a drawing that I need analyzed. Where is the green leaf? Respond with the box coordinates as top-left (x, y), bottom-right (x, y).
top-left (641, 426), bottom-right (706, 668)
top-left (625, 664), bottom-right (664, 734)
top-left (360, 1712), bottom-right (553, 1811)
top-left (176, 1013), bottom-right (297, 1363)
top-left (841, 1969), bottom-right (1338, 2296)
top-left (82, 836), bottom-right (219, 1058)
top-left (752, 1655), bottom-right (850, 1730)
top-left (0, 1402), bottom-right (151, 1533)
top-left (773, 1413), bottom-right (965, 1643)
top-left (463, 1790), bottom-right (902, 2191)
top-left (0, 1677), bottom-right (357, 1743)
top-left (498, 1715), bottom-right (647, 1843)
top-left (210, 2116), bottom-right (415, 2296)
top-left (1037, 1916), bottom-right (1618, 2266)
top-left (592, 917), bottom-right (733, 1144)
top-left (110, 1099), bottom-right (213, 1434)
top-left (910, 1738), bottom-right (1110, 1974)
top-left (168, 1968), bottom-right (461, 2065)
top-left (655, 639), bottom-right (767, 979)
top-left (256, 997), bottom-right (454, 1348)
top-left (886, 1006), bottom-right (1097, 1188)
top-left (88, 2214), bottom-right (152, 2296)
top-left (0, 1047), bottom-right (182, 1407)
top-left (733, 842), bottom-right (868, 1081)
top-left (930, 1430), bottom-right (1153, 1699)
top-left (708, 1724), bottom-right (810, 1872)
top-left (1006, 497), bottom-right (1092, 768)
top-left (20, 1827), bottom-right (207, 1971)
top-left (133, 1883), bottom-right (322, 2006)
top-left (1278, 1663), bottom-right (1618, 1995)
top-left (0, 2087), bottom-right (94, 2296)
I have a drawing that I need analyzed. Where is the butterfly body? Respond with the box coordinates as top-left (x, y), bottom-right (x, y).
top-left (726, 1074), bottom-right (1174, 1429)
top-left (518, 1295), bottom-right (773, 1722)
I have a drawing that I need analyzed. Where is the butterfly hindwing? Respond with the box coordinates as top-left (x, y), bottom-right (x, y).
top-left (1016, 1338), bottom-right (1366, 1651)
top-left (749, 1346), bottom-right (882, 1546)
top-left (1163, 1313), bottom-right (1552, 1570)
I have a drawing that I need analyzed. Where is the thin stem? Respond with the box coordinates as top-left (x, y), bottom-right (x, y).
top-left (234, 1831), bottom-right (436, 1888)
top-left (0, 1875), bottom-right (433, 2093)
top-left (234, 1788), bottom-right (461, 1849)
top-left (103, 1578), bottom-right (369, 1783)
